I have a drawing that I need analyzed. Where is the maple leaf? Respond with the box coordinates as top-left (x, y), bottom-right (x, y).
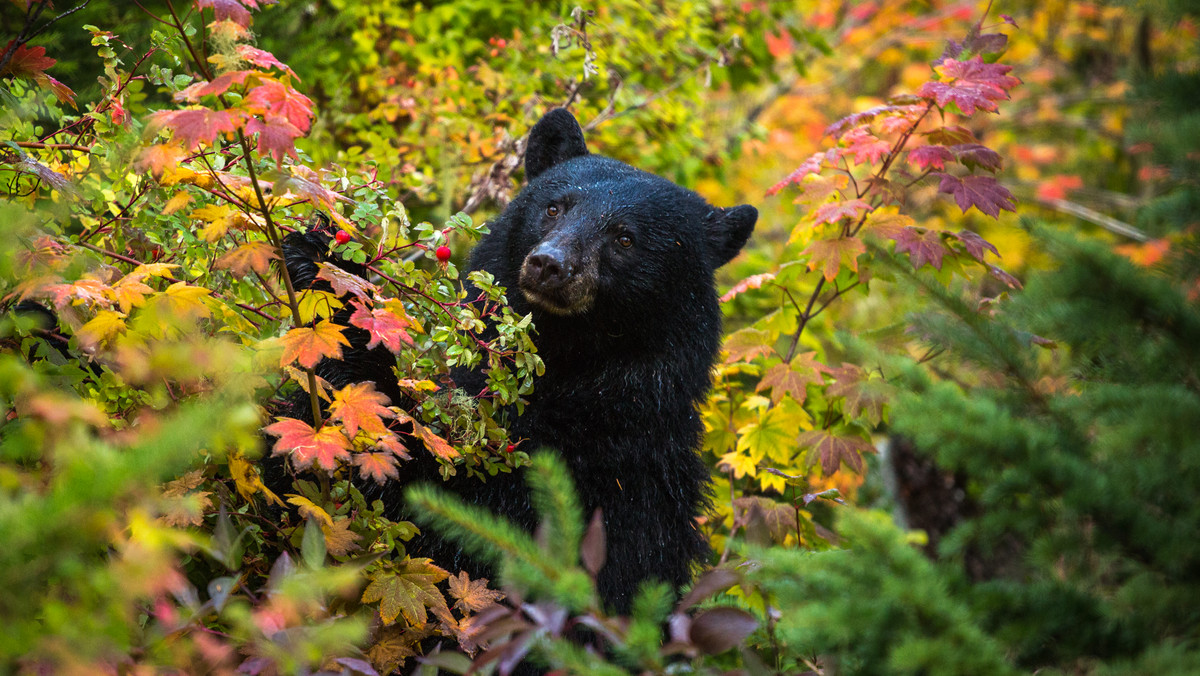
top-left (953, 230), bottom-right (1000, 262)
top-left (362, 559), bottom-right (452, 627)
top-left (329, 382), bottom-right (394, 437)
top-left (322, 518), bottom-right (363, 557)
top-left (987, 263), bottom-right (1023, 289)
top-left (159, 470), bottom-right (213, 528)
top-left (244, 80), bottom-right (314, 132)
top-left (247, 115), bottom-right (302, 165)
top-left (137, 144), bottom-right (189, 180)
top-left (839, 128), bottom-right (892, 165)
top-left (111, 273), bottom-right (155, 313)
top-left (41, 277), bottom-right (111, 309)
top-left (824, 363), bottom-right (889, 426)
top-left (287, 495), bottom-right (334, 527)
top-left (917, 56), bottom-right (1021, 115)
top-left (861, 208), bottom-right (916, 240)
top-left (195, 0), bottom-right (272, 27)
top-left (373, 431), bottom-right (413, 461)
top-left (951, 143), bottom-right (1003, 172)
top-left (237, 45), bottom-right (298, 79)
top-left (736, 399), bottom-right (811, 466)
top-left (720, 273), bottom-right (776, 303)
top-left (296, 290), bottom-right (343, 323)
top-left (755, 354), bottom-right (829, 405)
top-left (797, 429), bottom-right (873, 476)
top-left (793, 174), bottom-right (849, 206)
top-left (154, 282), bottom-right (212, 321)
top-left (264, 417), bottom-right (351, 471)
top-left (215, 241), bottom-right (279, 277)
top-left (924, 125), bottom-right (976, 146)
top-left (893, 228), bottom-right (948, 270)
top-left (801, 236), bottom-right (866, 281)
top-left (353, 452), bottom-right (399, 485)
top-left (175, 70), bottom-right (253, 102)
top-left (394, 410), bottom-right (460, 460)
top-left (280, 320), bottom-right (350, 369)
top-left (811, 199), bottom-right (872, 226)
top-left (279, 168), bottom-right (352, 211)
top-left (148, 107), bottom-right (245, 149)
top-left (1, 42), bottom-right (76, 105)
top-left (228, 452), bottom-right (285, 506)
top-left (317, 263), bottom-right (375, 299)
top-left (722, 328), bottom-right (774, 364)
top-left (75, 309), bottom-right (126, 349)
top-left (448, 571), bottom-right (504, 614)
top-left (767, 149), bottom-right (836, 196)
top-left (718, 449), bottom-right (760, 479)
top-left (908, 145), bottom-right (955, 171)
top-left (936, 174), bottom-right (1017, 218)
top-left (349, 300), bottom-right (414, 353)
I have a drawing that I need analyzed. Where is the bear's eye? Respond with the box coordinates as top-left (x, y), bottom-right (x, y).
top-left (617, 234), bottom-right (634, 248)
top-left (546, 204), bottom-right (560, 218)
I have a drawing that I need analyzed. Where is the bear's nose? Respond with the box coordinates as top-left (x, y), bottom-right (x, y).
top-left (524, 250), bottom-right (571, 289)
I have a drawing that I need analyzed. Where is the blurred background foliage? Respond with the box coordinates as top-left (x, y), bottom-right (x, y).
top-left (1, 0), bottom-right (1198, 673)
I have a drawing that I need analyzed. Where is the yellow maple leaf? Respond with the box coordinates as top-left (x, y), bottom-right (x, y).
top-left (162, 191), bottom-right (193, 215)
top-left (76, 309), bottom-right (127, 349)
top-left (228, 453), bottom-right (285, 507)
top-left (280, 320), bottom-right (350, 369)
top-left (286, 495), bottom-right (334, 529)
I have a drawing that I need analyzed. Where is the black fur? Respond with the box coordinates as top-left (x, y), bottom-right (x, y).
top-left (270, 109), bottom-right (756, 614)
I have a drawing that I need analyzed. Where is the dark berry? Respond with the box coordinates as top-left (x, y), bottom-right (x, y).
top-left (334, 230), bottom-right (351, 244)
top-left (436, 245), bottom-right (452, 262)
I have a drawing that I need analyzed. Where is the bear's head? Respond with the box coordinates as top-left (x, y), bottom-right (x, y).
top-left (484, 109), bottom-right (756, 344)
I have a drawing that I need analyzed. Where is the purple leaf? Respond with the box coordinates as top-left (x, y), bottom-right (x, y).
top-left (580, 509), bottom-right (607, 578)
top-left (937, 174), bottom-right (1017, 218)
top-left (953, 230), bottom-right (1001, 262)
top-left (952, 143), bottom-right (1003, 172)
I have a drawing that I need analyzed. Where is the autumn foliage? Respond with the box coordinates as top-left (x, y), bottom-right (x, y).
top-left (2, 0), bottom-right (1198, 674)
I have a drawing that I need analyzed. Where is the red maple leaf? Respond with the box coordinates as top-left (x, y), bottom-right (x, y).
top-left (349, 301), bottom-right (414, 354)
top-left (908, 145), bottom-right (954, 171)
top-left (244, 80), bottom-right (314, 133)
top-left (839, 128), bottom-right (892, 165)
top-left (720, 273), bottom-right (776, 303)
top-left (767, 149), bottom-right (837, 196)
top-left (952, 230), bottom-right (1000, 262)
top-left (811, 199), bottom-right (872, 226)
top-left (246, 115), bottom-right (302, 164)
top-left (149, 107), bottom-right (245, 149)
top-left (893, 228), bottom-right (948, 271)
top-left (2, 42), bottom-right (76, 105)
top-left (195, 0), bottom-right (273, 27)
top-left (264, 417), bottom-right (352, 471)
top-left (936, 174), bottom-right (1017, 218)
top-left (917, 56), bottom-right (1021, 116)
top-left (175, 70), bottom-right (253, 102)
top-left (353, 452), bottom-right (399, 485)
top-left (237, 45), bottom-right (298, 79)
top-left (329, 382), bottom-right (394, 437)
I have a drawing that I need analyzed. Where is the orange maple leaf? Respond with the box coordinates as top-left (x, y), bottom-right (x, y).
top-left (329, 382), bottom-right (394, 437)
top-left (280, 320), bottom-right (350, 369)
top-left (264, 417), bottom-right (352, 471)
top-left (801, 236), bottom-right (866, 281)
top-left (447, 571), bottom-right (504, 614)
top-left (244, 80), bottom-right (314, 133)
top-left (215, 240), bottom-right (280, 277)
top-left (353, 452), bottom-right (399, 485)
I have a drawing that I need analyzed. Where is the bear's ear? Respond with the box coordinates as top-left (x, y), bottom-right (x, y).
top-left (706, 204), bottom-right (757, 268)
top-left (525, 108), bottom-right (589, 180)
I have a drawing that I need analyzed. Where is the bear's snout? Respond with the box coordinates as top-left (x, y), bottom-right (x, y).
top-left (523, 248), bottom-right (572, 290)
top-left (518, 243), bottom-right (594, 315)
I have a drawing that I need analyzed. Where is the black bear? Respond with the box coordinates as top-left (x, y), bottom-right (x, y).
top-left (275, 109), bottom-right (757, 614)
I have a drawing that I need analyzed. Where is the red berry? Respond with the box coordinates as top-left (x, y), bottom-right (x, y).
top-left (334, 230), bottom-right (351, 244)
top-left (505, 444), bottom-right (516, 454)
top-left (436, 245), bottom-right (452, 262)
